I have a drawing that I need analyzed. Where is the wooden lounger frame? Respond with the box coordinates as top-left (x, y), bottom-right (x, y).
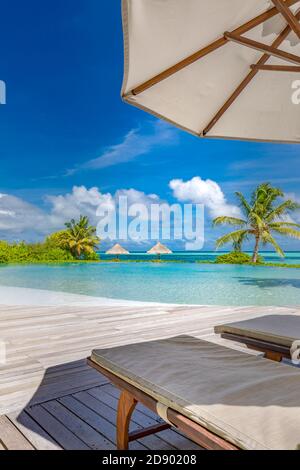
top-left (125, 0), bottom-right (300, 136)
top-left (87, 357), bottom-right (239, 450)
top-left (220, 333), bottom-right (291, 362)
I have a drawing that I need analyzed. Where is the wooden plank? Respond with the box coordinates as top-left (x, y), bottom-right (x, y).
top-left (57, 395), bottom-right (146, 450)
top-left (57, 395), bottom-right (117, 444)
top-left (78, 388), bottom-right (154, 429)
top-left (0, 415), bottom-right (34, 450)
top-left (26, 405), bottom-right (89, 450)
top-left (7, 410), bottom-right (62, 450)
top-left (42, 400), bottom-right (114, 450)
top-left (73, 390), bottom-right (141, 432)
top-left (30, 371), bottom-right (108, 408)
top-left (157, 428), bottom-right (202, 451)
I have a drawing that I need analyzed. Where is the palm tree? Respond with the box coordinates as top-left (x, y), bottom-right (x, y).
top-left (63, 215), bottom-right (100, 259)
top-left (213, 183), bottom-right (300, 263)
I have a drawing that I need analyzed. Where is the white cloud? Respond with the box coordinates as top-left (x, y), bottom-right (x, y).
top-left (0, 186), bottom-right (165, 242)
top-left (0, 194), bottom-right (48, 238)
top-left (116, 188), bottom-right (160, 211)
top-left (46, 186), bottom-right (115, 227)
top-left (0, 187), bottom-right (116, 241)
top-left (169, 176), bottom-right (241, 219)
top-left (67, 120), bottom-right (178, 174)
top-left (0, 180), bottom-right (237, 246)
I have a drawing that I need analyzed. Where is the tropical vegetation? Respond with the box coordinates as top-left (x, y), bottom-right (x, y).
top-left (215, 251), bottom-right (264, 265)
top-left (0, 240), bottom-right (74, 263)
top-left (47, 216), bottom-right (100, 260)
top-left (0, 216), bottom-right (100, 263)
top-left (213, 183), bottom-right (300, 263)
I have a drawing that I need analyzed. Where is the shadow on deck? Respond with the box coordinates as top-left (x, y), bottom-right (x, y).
top-left (0, 358), bottom-right (201, 450)
top-left (1, 303), bottom-right (298, 450)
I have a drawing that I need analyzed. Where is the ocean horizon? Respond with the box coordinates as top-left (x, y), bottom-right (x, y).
top-left (98, 250), bottom-right (300, 265)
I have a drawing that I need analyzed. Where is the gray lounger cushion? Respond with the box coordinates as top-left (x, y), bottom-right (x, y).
top-left (215, 314), bottom-right (300, 347)
top-left (92, 335), bottom-right (300, 450)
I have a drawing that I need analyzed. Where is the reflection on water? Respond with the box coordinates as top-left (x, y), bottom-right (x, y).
top-left (235, 278), bottom-right (300, 290)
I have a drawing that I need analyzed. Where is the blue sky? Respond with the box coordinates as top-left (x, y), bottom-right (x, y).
top-left (0, 0), bottom-right (300, 250)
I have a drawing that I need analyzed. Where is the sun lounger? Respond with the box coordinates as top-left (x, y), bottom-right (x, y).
top-left (88, 335), bottom-right (300, 450)
top-left (215, 315), bottom-right (300, 362)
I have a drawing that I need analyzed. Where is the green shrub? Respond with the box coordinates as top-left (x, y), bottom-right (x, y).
top-left (42, 247), bottom-right (74, 261)
top-left (215, 251), bottom-right (264, 265)
top-left (27, 244), bottom-right (74, 262)
top-left (45, 230), bottom-right (69, 249)
top-left (82, 250), bottom-right (100, 261)
top-left (0, 240), bottom-right (75, 263)
top-left (0, 241), bottom-right (10, 264)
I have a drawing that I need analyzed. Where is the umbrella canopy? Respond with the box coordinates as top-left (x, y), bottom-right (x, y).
top-left (106, 244), bottom-right (130, 254)
top-left (122, 0), bottom-right (300, 143)
top-left (147, 242), bottom-right (173, 254)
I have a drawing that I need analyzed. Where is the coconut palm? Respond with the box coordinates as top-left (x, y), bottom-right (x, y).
top-left (213, 183), bottom-right (300, 263)
top-left (63, 215), bottom-right (100, 259)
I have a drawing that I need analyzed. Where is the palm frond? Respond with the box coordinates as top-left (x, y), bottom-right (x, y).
top-left (252, 183), bottom-right (283, 217)
top-left (235, 192), bottom-right (252, 217)
top-left (270, 227), bottom-right (300, 240)
top-left (262, 231), bottom-right (285, 258)
top-left (213, 216), bottom-right (247, 227)
top-left (215, 230), bottom-right (249, 249)
top-left (266, 200), bottom-right (300, 222)
top-left (248, 212), bottom-right (264, 230)
top-left (269, 222), bottom-right (300, 229)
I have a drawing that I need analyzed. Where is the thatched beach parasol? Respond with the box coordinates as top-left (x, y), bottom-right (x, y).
top-left (106, 244), bottom-right (130, 255)
top-left (147, 242), bottom-right (173, 255)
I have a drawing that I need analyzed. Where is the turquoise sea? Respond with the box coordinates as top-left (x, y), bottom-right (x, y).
top-left (0, 252), bottom-right (300, 306)
top-left (100, 251), bottom-right (300, 264)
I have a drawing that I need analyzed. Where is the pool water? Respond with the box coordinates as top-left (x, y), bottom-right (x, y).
top-left (1, 257), bottom-right (300, 306)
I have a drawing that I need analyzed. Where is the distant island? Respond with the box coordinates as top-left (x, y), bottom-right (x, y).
top-left (1, 183), bottom-right (300, 269)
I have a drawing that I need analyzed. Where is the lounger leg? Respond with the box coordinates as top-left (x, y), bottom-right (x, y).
top-left (117, 390), bottom-right (137, 450)
top-left (265, 351), bottom-right (282, 362)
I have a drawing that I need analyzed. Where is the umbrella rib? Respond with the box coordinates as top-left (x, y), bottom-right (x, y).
top-left (271, 0), bottom-right (300, 39)
top-left (250, 64), bottom-right (300, 72)
top-left (128, 0), bottom-right (299, 96)
top-left (225, 32), bottom-right (300, 65)
top-left (202, 13), bottom-right (300, 136)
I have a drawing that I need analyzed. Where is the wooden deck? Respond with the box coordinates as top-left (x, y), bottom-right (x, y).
top-left (0, 303), bottom-right (299, 450)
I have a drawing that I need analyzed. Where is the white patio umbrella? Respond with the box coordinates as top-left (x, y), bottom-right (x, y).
top-left (121, 0), bottom-right (300, 143)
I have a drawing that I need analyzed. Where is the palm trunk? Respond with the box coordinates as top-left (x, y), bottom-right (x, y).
top-left (252, 236), bottom-right (260, 263)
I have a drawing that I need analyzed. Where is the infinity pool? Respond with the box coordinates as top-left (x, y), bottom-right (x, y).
top-left (0, 261), bottom-right (300, 306)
